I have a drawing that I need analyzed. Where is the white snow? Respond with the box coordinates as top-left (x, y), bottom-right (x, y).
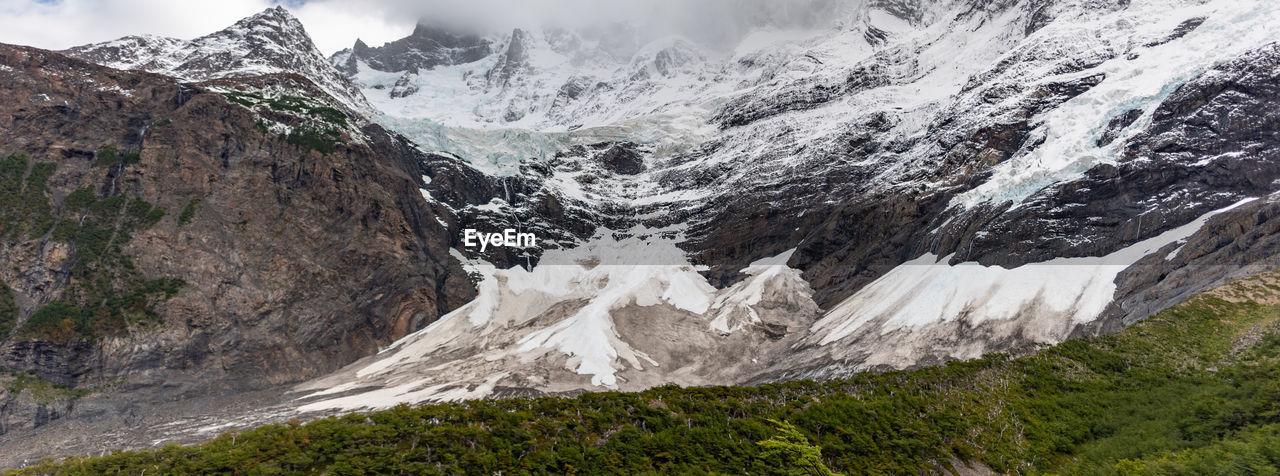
top-left (297, 373), bottom-right (508, 412)
top-left (296, 230), bottom-right (817, 411)
top-left (708, 249), bottom-right (803, 333)
top-left (867, 8), bottom-right (914, 37)
top-left (502, 229), bottom-right (716, 386)
top-left (349, 227), bottom-right (717, 388)
top-left (814, 197), bottom-right (1258, 345)
top-left (952, 0), bottom-right (1280, 209)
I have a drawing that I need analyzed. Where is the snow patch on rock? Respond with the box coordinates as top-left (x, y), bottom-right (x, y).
top-left (952, 0), bottom-right (1280, 208)
top-left (813, 197), bottom-right (1259, 346)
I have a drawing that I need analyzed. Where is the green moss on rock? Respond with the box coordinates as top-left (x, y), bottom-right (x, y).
top-left (0, 282), bottom-right (16, 337)
top-left (0, 154), bottom-right (56, 240)
top-left (0, 155), bottom-right (185, 343)
top-left (178, 198), bottom-right (201, 227)
top-left (1, 371), bottom-right (90, 404)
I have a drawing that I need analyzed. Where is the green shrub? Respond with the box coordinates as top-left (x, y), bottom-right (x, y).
top-left (64, 188), bottom-right (96, 211)
top-left (18, 277), bottom-right (185, 343)
top-left (178, 198), bottom-right (201, 227)
top-left (1, 166), bottom-right (186, 343)
top-left (309, 106), bottom-right (348, 126)
top-left (0, 282), bottom-right (16, 337)
top-left (19, 300), bottom-right (92, 342)
top-left (266, 95), bottom-right (309, 113)
top-left (90, 146), bottom-right (140, 167)
top-left (225, 91), bottom-right (347, 126)
top-left (1, 371), bottom-right (90, 404)
top-left (50, 219), bottom-right (78, 242)
top-left (287, 127), bottom-right (341, 154)
top-left (124, 197), bottom-right (164, 226)
top-left (0, 154), bottom-right (56, 239)
top-left (222, 91), bottom-right (260, 108)
top-left (755, 420), bottom-right (842, 475)
top-left (91, 145), bottom-right (118, 167)
top-left (144, 206), bottom-right (167, 226)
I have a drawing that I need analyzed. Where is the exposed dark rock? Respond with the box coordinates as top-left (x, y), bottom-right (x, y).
top-left (714, 60), bottom-right (892, 129)
top-left (486, 29), bottom-right (532, 90)
top-left (1146, 16), bottom-right (1206, 48)
top-left (1024, 0), bottom-right (1056, 36)
top-left (334, 23), bottom-right (492, 75)
top-left (1096, 108), bottom-right (1143, 146)
top-left (690, 42), bottom-right (1280, 314)
top-left (598, 143), bottom-right (645, 175)
top-left (8, 1), bottom-right (1280, 467)
top-left (389, 72), bottom-right (419, 98)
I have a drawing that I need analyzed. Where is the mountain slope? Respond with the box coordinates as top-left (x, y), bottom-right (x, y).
top-left (279, 0), bottom-right (1280, 409)
top-left (13, 268), bottom-right (1280, 474)
top-left (0, 42), bottom-right (475, 463)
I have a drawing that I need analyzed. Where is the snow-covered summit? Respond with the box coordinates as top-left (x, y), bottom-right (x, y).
top-left (64, 6), bottom-right (371, 113)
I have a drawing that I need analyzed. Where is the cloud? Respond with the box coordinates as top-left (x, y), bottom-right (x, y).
top-left (302, 0), bottom-right (852, 49)
top-left (0, 0), bottom-right (409, 54)
top-left (288, 2), bottom-right (414, 53)
top-left (0, 0), bottom-right (272, 49)
top-left (0, 0), bottom-right (853, 55)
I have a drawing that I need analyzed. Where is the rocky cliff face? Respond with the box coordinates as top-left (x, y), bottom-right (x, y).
top-left (0, 43), bottom-right (473, 456)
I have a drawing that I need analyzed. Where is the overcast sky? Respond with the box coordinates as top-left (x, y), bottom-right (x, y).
top-left (0, 0), bottom-right (847, 55)
top-left (0, 0), bottom-right (415, 54)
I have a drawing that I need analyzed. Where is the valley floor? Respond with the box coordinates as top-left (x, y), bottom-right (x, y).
top-left (7, 270), bottom-right (1280, 474)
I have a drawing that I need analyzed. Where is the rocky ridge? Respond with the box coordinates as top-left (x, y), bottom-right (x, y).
top-left (63, 6), bottom-right (371, 114)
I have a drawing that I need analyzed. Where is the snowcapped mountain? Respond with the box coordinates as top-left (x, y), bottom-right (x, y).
top-left (63, 6), bottom-right (370, 114)
top-left (20, 0), bottom-right (1280, 452)
top-left (277, 0), bottom-right (1280, 411)
top-left (336, 26), bottom-right (735, 131)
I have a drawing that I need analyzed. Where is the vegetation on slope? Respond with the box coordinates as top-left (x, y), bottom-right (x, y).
top-left (0, 153), bottom-right (56, 240)
top-left (0, 152), bottom-right (185, 343)
top-left (9, 271), bottom-right (1280, 475)
top-left (0, 370), bottom-right (90, 405)
top-left (0, 283), bottom-right (16, 337)
top-left (222, 90), bottom-right (348, 154)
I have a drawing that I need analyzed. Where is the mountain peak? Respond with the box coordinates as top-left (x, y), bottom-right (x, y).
top-left (222, 5), bottom-right (313, 48)
top-left (259, 5), bottom-right (301, 23)
top-left (332, 20), bottom-right (492, 75)
top-left (484, 28), bottom-right (533, 91)
top-left (62, 6), bottom-right (372, 114)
